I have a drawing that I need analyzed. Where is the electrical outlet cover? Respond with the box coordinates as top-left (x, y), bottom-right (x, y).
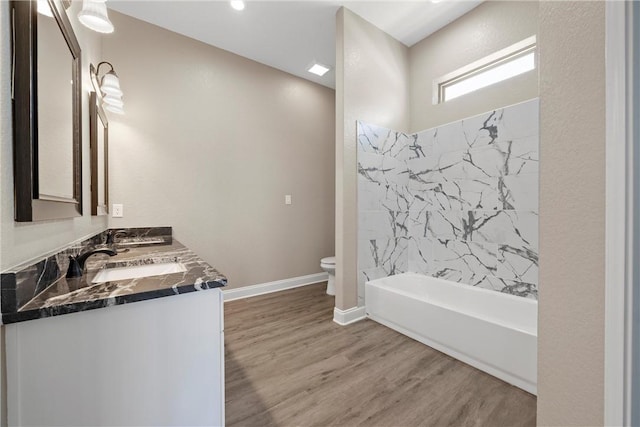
top-left (112, 204), bottom-right (124, 218)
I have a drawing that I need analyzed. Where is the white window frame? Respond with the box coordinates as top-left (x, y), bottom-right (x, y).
top-left (432, 35), bottom-right (537, 104)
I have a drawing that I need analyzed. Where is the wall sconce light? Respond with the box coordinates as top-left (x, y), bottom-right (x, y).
top-left (37, 0), bottom-right (54, 17)
top-left (230, 1), bottom-right (245, 11)
top-left (91, 61), bottom-right (124, 114)
top-left (78, 0), bottom-right (114, 34)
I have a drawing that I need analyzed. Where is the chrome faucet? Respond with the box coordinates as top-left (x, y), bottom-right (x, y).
top-left (66, 248), bottom-right (117, 278)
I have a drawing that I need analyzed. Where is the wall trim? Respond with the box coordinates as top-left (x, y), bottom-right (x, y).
top-left (604, 1), bottom-right (633, 425)
top-left (333, 306), bottom-right (366, 326)
top-left (222, 273), bottom-right (328, 302)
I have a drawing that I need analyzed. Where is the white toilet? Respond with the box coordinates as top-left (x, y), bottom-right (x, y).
top-left (320, 256), bottom-right (336, 296)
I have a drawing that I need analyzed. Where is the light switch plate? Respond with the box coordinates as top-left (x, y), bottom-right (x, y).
top-left (285, 195), bottom-right (292, 205)
top-left (112, 204), bottom-right (124, 218)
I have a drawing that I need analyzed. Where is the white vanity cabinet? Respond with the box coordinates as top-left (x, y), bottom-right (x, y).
top-left (5, 289), bottom-right (224, 426)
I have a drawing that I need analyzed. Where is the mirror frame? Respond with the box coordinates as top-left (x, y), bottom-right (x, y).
top-left (11, 0), bottom-right (82, 222)
top-left (89, 92), bottom-right (109, 216)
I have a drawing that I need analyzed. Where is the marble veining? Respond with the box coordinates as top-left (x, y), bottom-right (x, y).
top-left (113, 226), bottom-right (173, 247)
top-left (1, 227), bottom-right (226, 324)
top-left (1, 232), bottom-right (106, 314)
top-left (357, 99), bottom-right (539, 301)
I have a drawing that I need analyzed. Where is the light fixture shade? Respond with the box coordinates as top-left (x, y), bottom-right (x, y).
top-left (103, 94), bottom-right (124, 108)
top-left (37, 0), bottom-right (53, 17)
top-left (230, 1), bottom-right (245, 11)
top-left (100, 70), bottom-right (122, 97)
top-left (104, 103), bottom-right (125, 115)
top-left (78, 0), bottom-right (114, 34)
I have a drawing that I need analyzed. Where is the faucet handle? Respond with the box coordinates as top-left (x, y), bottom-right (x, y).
top-left (65, 249), bottom-right (117, 278)
top-left (66, 255), bottom-right (83, 278)
top-left (105, 229), bottom-right (128, 245)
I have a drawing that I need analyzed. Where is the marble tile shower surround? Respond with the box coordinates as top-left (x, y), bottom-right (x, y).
top-left (357, 98), bottom-right (539, 302)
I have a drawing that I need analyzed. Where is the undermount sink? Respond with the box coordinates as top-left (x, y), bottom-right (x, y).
top-left (92, 262), bottom-right (187, 284)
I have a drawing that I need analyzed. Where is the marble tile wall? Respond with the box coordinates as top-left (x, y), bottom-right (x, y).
top-left (357, 98), bottom-right (539, 302)
top-left (356, 122), bottom-right (412, 306)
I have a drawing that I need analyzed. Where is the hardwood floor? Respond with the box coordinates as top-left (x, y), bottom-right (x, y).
top-left (225, 283), bottom-right (536, 427)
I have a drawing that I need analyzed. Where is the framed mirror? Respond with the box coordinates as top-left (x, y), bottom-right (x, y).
top-left (11, 0), bottom-right (82, 222)
top-left (89, 92), bottom-right (109, 216)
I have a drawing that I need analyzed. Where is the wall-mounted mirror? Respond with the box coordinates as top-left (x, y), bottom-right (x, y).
top-left (89, 92), bottom-right (109, 216)
top-left (12, 0), bottom-right (82, 222)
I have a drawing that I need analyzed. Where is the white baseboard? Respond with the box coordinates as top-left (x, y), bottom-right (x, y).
top-left (222, 273), bottom-right (328, 302)
top-left (333, 306), bottom-right (366, 326)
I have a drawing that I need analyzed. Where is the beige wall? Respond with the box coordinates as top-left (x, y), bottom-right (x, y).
top-left (409, 1), bottom-right (539, 132)
top-left (335, 8), bottom-right (409, 309)
top-left (537, 1), bottom-right (606, 425)
top-left (0, 2), bottom-right (107, 271)
top-left (103, 12), bottom-right (335, 289)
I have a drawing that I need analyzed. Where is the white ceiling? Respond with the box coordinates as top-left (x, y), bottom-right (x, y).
top-left (107, 0), bottom-right (482, 89)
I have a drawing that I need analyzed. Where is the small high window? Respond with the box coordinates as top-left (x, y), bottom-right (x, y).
top-left (433, 36), bottom-right (537, 104)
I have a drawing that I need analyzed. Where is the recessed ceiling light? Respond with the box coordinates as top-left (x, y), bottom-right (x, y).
top-left (230, 1), bottom-right (245, 11)
top-left (308, 63), bottom-right (330, 77)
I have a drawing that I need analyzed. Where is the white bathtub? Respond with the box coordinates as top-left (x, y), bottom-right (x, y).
top-left (365, 273), bottom-right (537, 394)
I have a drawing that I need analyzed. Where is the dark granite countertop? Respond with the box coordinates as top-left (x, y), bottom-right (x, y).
top-left (1, 229), bottom-right (226, 324)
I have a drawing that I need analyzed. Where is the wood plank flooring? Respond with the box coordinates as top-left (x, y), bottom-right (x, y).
top-left (225, 283), bottom-right (536, 427)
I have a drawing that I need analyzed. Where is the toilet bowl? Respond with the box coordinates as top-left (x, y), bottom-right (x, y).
top-left (320, 256), bottom-right (336, 296)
